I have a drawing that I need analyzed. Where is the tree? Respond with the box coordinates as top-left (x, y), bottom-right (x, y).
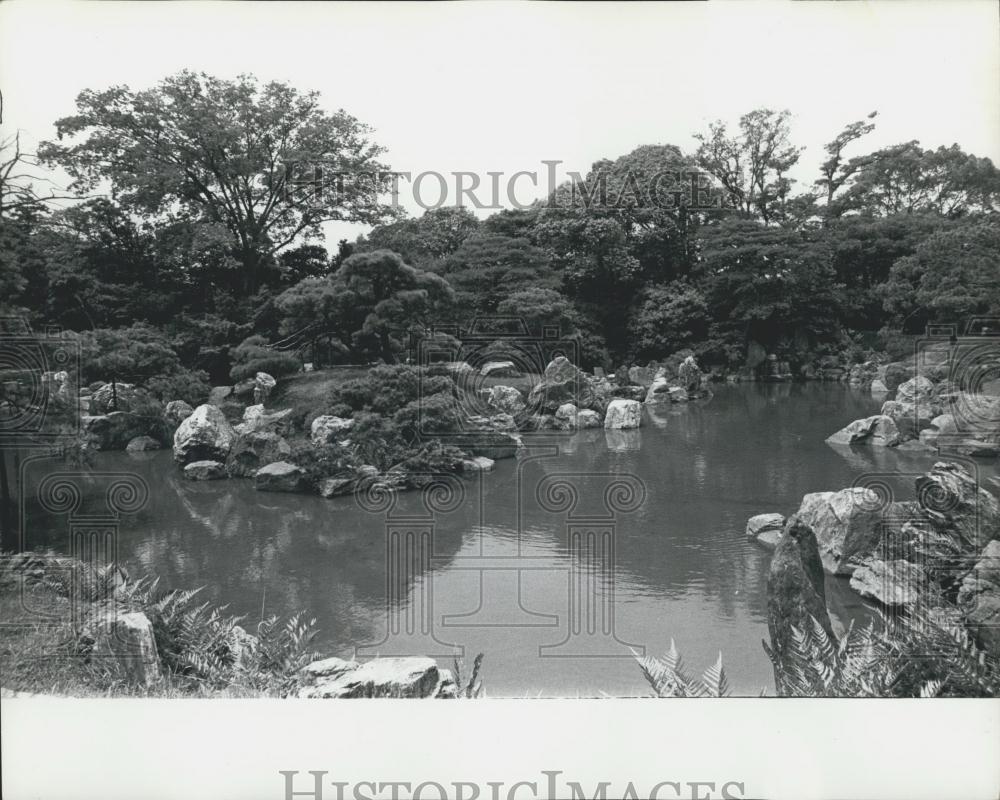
top-left (40, 71), bottom-right (395, 295)
top-left (358, 207), bottom-right (480, 267)
top-left (434, 232), bottom-right (557, 315)
top-left (695, 109), bottom-right (802, 223)
top-left (630, 282), bottom-right (711, 360)
top-left (835, 142), bottom-right (1000, 217)
top-left (275, 250), bottom-right (455, 363)
top-left (815, 112), bottom-right (878, 207)
top-left (697, 218), bottom-right (843, 358)
top-left (883, 220), bottom-right (1000, 327)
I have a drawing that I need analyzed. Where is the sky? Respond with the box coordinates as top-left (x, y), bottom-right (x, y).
top-left (1, 0), bottom-right (998, 243)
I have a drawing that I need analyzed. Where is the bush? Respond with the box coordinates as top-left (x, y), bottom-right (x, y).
top-left (229, 335), bottom-right (302, 382)
top-left (145, 367), bottom-right (211, 406)
top-left (287, 442), bottom-right (357, 489)
top-left (389, 441), bottom-right (468, 482)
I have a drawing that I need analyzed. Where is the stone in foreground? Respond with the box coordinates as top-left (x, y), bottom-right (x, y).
top-left (183, 460), bottom-right (227, 481)
top-left (126, 435), bottom-right (161, 452)
top-left (793, 487), bottom-right (884, 575)
top-left (89, 610), bottom-right (161, 687)
top-left (311, 415), bottom-right (354, 445)
top-left (254, 461), bottom-right (306, 493)
top-left (300, 656), bottom-right (440, 698)
top-left (604, 398), bottom-right (642, 430)
top-left (460, 456), bottom-right (495, 472)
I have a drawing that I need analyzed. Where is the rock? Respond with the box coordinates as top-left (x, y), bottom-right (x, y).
top-left (173, 404), bottom-right (237, 464)
top-left (603, 399), bottom-right (642, 430)
top-left (528, 356), bottom-right (600, 413)
top-left (91, 382), bottom-right (137, 413)
top-left (480, 361), bottom-right (520, 378)
top-left (957, 540), bottom-right (1000, 656)
top-left (299, 656), bottom-right (440, 699)
top-left (236, 405), bottom-right (293, 436)
top-left (870, 379), bottom-right (889, 395)
top-left (526, 413), bottom-right (572, 432)
top-left (485, 385), bottom-right (526, 416)
top-left (644, 377), bottom-right (671, 403)
top-left (583, 375), bottom-right (613, 413)
top-left (232, 378), bottom-right (257, 399)
top-left (460, 456), bottom-right (495, 472)
top-left (628, 366), bottom-right (655, 388)
top-left (434, 668), bottom-right (459, 699)
top-left (755, 529), bottom-right (784, 551)
top-left (125, 435), bottom-right (161, 452)
top-left (163, 400), bottom-right (194, 428)
top-left (612, 385), bottom-right (647, 402)
top-left (226, 431), bottom-right (292, 478)
top-left (849, 559), bottom-right (926, 607)
top-left (318, 476), bottom-right (356, 498)
top-left (677, 356), bottom-right (703, 393)
top-left (254, 371), bottom-right (276, 404)
top-left (915, 461), bottom-right (1000, 552)
top-left (825, 415), bottom-right (901, 447)
top-left (766, 519), bottom-right (836, 689)
top-left (183, 460), bottom-right (227, 481)
top-left (89, 611), bottom-right (162, 687)
top-left (667, 386), bottom-right (689, 403)
top-left (82, 412), bottom-right (151, 451)
top-left (311, 415), bottom-right (354, 445)
top-left (576, 409), bottom-right (603, 429)
top-left (555, 403), bottom-right (578, 423)
top-left (301, 656), bottom-right (359, 680)
top-left (881, 399), bottom-right (935, 440)
top-left (452, 418), bottom-right (523, 459)
top-left (254, 461), bottom-right (306, 492)
top-left (918, 428), bottom-right (940, 448)
top-left (747, 513), bottom-right (786, 541)
top-left (793, 487), bottom-right (884, 575)
top-left (896, 375), bottom-right (935, 405)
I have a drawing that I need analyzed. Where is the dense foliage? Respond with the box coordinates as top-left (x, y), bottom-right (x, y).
top-left (3, 74), bottom-right (998, 383)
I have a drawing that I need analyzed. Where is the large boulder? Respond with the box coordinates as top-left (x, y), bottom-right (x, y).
top-left (254, 461), bottom-right (306, 493)
top-left (793, 487), bottom-right (884, 575)
top-left (172, 404), bottom-right (237, 464)
top-left (207, 385), bottom-right (246, 422)
top-left (576, 409), bottom-right (603, 429)
top-left (896, 375), bottom-right (935, 405)
top-left (183, 460), bottom-right (227, 481)
top-left (603, 399), bottom-right (642, 430)
top-left (881, 399), bottom-right (936, 440)
top-left (299, 656), bottom-right (440, 699)
top-left (310, 415), bottom-right (354, 445)
top-left (484, 385), bottom-right (526, 416)
top-left (766, 519), bottom-right (836, 690)
top-left (528, 356), bottom-right (599, 413)
top-left (236, 405), bottom-right (294, 436)
top-left (915, 461), bottom-right (1000, 553)
top-left (88, 610), bottom-right (161, 687)
top-left (82, 412), bottom-right (151, 451)
top-left (957, 540), bottom-right (1000, 656)
top-left (452, 416), bottom-right (522, 459)
top-left (91, 382), bottom-right (137, 414)
top-left (825, 415), bottom-right (901, 447)
top-left (848, 559), bottom-right (926, 607)
top-left (226, 431), bottom-right (292, 478)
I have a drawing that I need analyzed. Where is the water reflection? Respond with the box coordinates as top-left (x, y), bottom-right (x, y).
top-left (19, 384), bottom-right (996, 696)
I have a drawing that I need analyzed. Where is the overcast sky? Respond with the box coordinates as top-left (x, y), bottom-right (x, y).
top-left (2, 0), bottom-right (998, 243)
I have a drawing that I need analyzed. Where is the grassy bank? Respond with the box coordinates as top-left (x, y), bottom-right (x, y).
top-left (0, 552), bottom-right (319, 698)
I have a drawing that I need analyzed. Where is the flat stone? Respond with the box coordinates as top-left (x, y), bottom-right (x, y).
top-left (183, 460), bottom-right (227, 480)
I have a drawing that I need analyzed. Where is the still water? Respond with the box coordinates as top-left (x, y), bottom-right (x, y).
top-left (23, 383), bottom-right (995, 696)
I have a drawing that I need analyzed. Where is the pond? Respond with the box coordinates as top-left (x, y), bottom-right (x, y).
top-left (19, 383), bottom-right (998, 696)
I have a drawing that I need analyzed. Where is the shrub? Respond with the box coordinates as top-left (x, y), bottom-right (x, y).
top-left (287, 442), bottom-right (357, 489)
top-left (229, 335), bottom-right (302, 382)
top-left (145, 367), bottom-right (211, 406)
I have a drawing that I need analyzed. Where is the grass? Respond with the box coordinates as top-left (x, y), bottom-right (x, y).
top-left (0, 552), bottom-right (319, 698)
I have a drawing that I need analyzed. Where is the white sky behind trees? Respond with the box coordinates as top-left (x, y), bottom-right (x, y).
top-left (1, 0), bottom-right (998, 244)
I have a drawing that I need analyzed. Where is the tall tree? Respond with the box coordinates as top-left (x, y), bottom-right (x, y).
top-left (695, 109), bottom-right (802, 223)
top-left (40, 71), bottom-right (395, 295)
top-left (815, 111), bottom-right (878, 207)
